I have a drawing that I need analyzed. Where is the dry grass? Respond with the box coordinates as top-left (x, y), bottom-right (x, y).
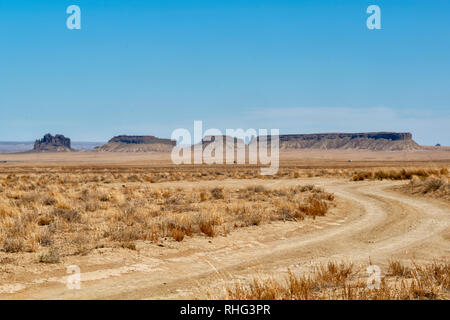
top-left (398, 176), bottom-right (450, 201)
top-left (352, 168), bottom-right (448, 181)
top-left (221, 260), bottom-right (450, 300)
top-left (38, 246), bottom-right (60, 263)
top-left (0, 172), bottom-right (334, 259)
top-left (2, 162), bottom-right (447, 185)
top-left (353, 168), bottom-right (450, 201)
top-left (388, 259), bottom-right (411, 277)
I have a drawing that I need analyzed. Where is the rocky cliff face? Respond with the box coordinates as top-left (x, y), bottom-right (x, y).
top-left (33, 134), bottom-right (72, 152)
top-left (252, 132), bottom-right (421, 151)
top-left (95, 135), bottom-right (176, 152)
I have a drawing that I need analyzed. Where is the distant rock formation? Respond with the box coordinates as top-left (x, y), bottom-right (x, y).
top-left (252, 132), bottom-right (421, 151)
top-left (93, 132), bottom-right (422, 153)
top-left (33, 134), bottom-right (72, 152)
top-left (95, 135), bottom-right (176, 152)
top-left (198, 135), bottom-right (246, 150)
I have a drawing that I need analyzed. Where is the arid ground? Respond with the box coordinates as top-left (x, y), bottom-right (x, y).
top-left (0, 149), bottom-right (449, 299)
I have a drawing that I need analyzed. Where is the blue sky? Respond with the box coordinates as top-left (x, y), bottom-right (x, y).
top-left (0, 0), bottom-right (449, 145)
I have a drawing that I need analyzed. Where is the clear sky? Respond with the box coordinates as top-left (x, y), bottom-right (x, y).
top-left (1, 0), bottom-right (449, 145)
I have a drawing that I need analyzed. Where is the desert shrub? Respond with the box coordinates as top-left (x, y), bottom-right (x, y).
top-left (39, 247), bottom-right (60, 263)
top-left (211, 187), bottom-right (224, 200)
top-left (52, 208), bottom-right (81, 223)
top-left (108, 226), bottom-right (142, 242)
top-left (315, 191), bottom-right (335, 201)
top-left (37, 215), bottom-right (52, 226)
top-left (199, 191), bottom-right (208, 202)
top-left (85, 201), bottom-right (100, 212)
top-left (71, 234), bottom-right (93, 255)
top-left (421, 177), bottom-right (445, 194)
top-left (299, 185), bottom-right (315, 192)
top-left (170, 227), bottom-right (185, 242)
top-left (353, 172), bottom-right (373, 181)
top-left (299, 196), bottom-right (328, 217)
top-left (243, 211), bottom-right (264, 226)
top-left (38, 228), bottom-right (53, 247)
top-left (199, 223), bottom-right (215, 237)
top-left (42, 196), bottom-right (56, 206)
top-left (401, 176), bottom-right (449, 200)
top-left (98, 193), bottom-right (110, 202)
top-left (127, 175), bottom-right (141, 182)
top-left (277, 204), bottom-right (304, 221)
top-left (373, 170), bottom-right (389, 180)
top-left (2, 236), bottom-right (25, 253)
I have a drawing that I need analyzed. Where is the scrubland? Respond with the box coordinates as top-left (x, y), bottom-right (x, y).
top-left (350, 168), bottom-right (449, 201)
top-left (398, 176), bottom-right (449, 201)
top-left (0, 171), bottom-right (334, 259)
top-left (0, 157), bottom-right (448, 299)
top-left (352, 167), bottom-right (448, 181)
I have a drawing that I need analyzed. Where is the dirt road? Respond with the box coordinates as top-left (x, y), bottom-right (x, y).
top-left (1, 178), bottom-right (449, 299)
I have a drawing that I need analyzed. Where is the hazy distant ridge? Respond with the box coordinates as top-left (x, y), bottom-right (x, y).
top-left (0, 141), bottom-right (104, 153)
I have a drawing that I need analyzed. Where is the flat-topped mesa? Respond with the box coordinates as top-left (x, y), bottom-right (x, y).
top-left (95, 135), bottom-right (176, 152)
top-left (108, 135), bottom-right (176, 145)
top-left (279, 132), bottom-right (413, 141)
top-left (33, 134), bottom-right (72, 152)
top-left (253, 132), bottom-right (421, 151)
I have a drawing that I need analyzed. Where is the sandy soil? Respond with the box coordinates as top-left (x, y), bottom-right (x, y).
top-left (0, 177), bottom-right (448, 299)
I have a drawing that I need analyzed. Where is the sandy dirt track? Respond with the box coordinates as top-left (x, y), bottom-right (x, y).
top-left (0, 178), bottom-right (449, 299)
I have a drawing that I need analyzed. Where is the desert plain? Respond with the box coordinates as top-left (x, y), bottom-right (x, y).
top-left (0, 148), bottom-right (449, 299)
